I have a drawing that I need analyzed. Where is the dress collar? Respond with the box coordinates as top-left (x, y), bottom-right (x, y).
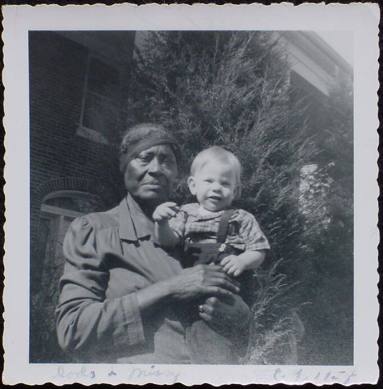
top-left (118, 194), bottom-right (154, 241)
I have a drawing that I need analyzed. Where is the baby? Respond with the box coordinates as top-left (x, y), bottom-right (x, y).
top-left (153, 146), bottom-right (270, 363)
top-left (153, 146), bottom-right (270, 276)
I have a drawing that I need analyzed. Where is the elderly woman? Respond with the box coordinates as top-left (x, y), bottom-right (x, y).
top-left (56, 123), bottom-right (251, 363)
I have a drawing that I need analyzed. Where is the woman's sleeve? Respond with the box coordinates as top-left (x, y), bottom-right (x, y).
top-left (56, 216), bottom-right (145, 354)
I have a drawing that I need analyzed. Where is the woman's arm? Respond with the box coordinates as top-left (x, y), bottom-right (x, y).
top-left (56, 217), bottom-right (239, 353)
top-left (136, 264), bottom-right (240, 316)
top-left (56, 217), bottom-right (145, 353)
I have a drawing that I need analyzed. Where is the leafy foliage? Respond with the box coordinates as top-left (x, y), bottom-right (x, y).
top-left (128, 31), bottom-right (320, 363)
top-left (297, 76), bottom-right (354, 364)
top-left (127, 31), bottom-right (353, 364)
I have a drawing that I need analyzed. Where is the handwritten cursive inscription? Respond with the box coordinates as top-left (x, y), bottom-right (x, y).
top-left (127, 365), bottom-right (180, 384)
top-left (52, 366), bottom-right (96, 380)
top-left (273, 367), bottom-right (357, 384)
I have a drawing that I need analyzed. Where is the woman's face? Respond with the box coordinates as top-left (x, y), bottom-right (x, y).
top-left (124, 144), bottom-right (178, 205)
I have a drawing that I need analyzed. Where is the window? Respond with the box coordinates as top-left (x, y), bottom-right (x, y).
top-left (38, 190), bottom-right (103, 294)
top-left (77, 55), bottom-right (121, 144)
top-left (39, 191), bottom-right (103, 278)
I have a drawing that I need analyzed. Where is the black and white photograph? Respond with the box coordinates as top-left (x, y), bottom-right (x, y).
top-left (3, 4), bottom-right (379, 385)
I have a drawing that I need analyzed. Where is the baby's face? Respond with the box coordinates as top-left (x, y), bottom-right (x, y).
top-left (188, 162), bottom-right (238, 212)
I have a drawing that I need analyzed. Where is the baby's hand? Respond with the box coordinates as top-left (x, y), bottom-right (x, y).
top-left (220, 255), bottom-right (246, 277)
top-left (153, 202), bottom-right (179, 223)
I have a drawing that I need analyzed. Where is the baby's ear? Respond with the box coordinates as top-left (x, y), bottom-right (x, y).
top-left (234, 184), bottom-right (242, 200)
top-left (187, 176), bottom-right (197, 195)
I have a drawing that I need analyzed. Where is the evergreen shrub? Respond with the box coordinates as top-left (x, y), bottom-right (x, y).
top-left (127, 31), bottom-right (353, 364)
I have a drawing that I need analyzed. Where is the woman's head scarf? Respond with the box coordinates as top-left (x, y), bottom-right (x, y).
top-left (119, 123), bottom-right (181, 173)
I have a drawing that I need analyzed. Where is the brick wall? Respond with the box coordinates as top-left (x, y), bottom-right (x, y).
top-left (29, 32), bottom-right (130, 361)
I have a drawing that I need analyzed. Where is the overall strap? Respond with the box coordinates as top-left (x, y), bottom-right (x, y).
top-left (216, 209), bottom-right (236, 243)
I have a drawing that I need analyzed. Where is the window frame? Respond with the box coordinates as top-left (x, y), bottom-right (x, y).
top-left (77, 52), bottom-right (122, 145)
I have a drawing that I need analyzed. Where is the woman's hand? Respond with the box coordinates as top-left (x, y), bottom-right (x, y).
top-left (167, 264), bottom-right (240, 301)
top-left (198, 295), bottom-right (251, 335)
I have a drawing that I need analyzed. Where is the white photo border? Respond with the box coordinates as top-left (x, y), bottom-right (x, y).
top-left (3, 3), bottom-right (380, 385)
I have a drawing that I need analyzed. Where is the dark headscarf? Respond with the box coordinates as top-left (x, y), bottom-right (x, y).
top-left (119, 123), bottom-right (181, 173)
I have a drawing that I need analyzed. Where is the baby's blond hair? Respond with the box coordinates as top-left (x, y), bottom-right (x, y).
top-left (190, 146), bottom-right (242, 198)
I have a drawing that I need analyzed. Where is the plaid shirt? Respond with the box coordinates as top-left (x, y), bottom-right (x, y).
top-left (169, 203), bottom-right (270, 252)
